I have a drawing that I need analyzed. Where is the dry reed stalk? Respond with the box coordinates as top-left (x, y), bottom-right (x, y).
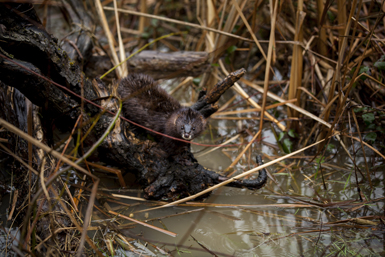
top-left (231, 0), bottom-right (267, 61)
top-left (39, 158), bottom-right (49, 205)
top-left (61, 178), bottom-right (78, 212)
top-left (341, 1), bottom-right (364, 89)
top-left (199, 0), bottom-right (217, 92)
top-left (242, 79), bottom-right (332, 128)
top-left (317, 0), bottom-right (327, 57)
top-left (0, 118), bottom-right (102, 256)
top-left (52, 115), bottom-right (83, 211)
top-left (347, 1), bottom-right (365, 57)
top-left (350, 15), bottom-right (385, 49)
top-left (250, 58), bottom-right (265, 72)
top-left (216, 0), bottom-right (244, 49)
top-left (321, 163), bottom-right (352, 173)
top-left (267, 155), bottom-right (314, 159)
top-left (104, 6), bottom-right (254, 43)
top-left (109, 210), bottom-right (177, 237)
top-left (259, 0), bottom-right (278, 135)
top-left (344, 134), bottom-right (385, 160)
top-left (210, 117), bottom-right (259, 120)
top-left (303, 37), bottom-right (326, 89)
top-left (195, 134), bottom-right (240, 158)
top-left (350, 31), bottom-right (364, 57)
top-left (345, 73), bottom-right (385, 92)
top-left (212, 99), bottom-right (297, 116)
top-left (113, 0), bottom-right (127, 76)
top-left (337, 0), bottom-right (347, 52)
top-left (224, 131), bottom-right (261, 173)
top-left (242, 78), bottom-right (358, 162)
top-left (221, 148), bottom-right (234, 158)
top-left (298, 87), bottom-right (326, 108)
top-left (329, 0), bottom-right (358, 104)
top-left (219, 61), bottom-right (286, 131)
top-left (0, 144), bottom-right (39, 177)
top-left (0, 119), bottom-right (98, 176)
top-left (287, 0), bottom-right (305, 129)
top-left (352, 111), bottom-right (372, 189)
top-left (87, 162), bottom-right (126, 187)
top-left (206, 0), bottom-right (216, 51)
top-left (263, 153), bottom-right (293, 169)
top-left (7, 190), bottom-right (17, 221)
top-left (169, 77), bottom-right (193, 95)
top-left (347, 111), bottom-right (365, 200)
top-left (26, 99), bottom-right (32, 241)
top-left (34, 224), bottom-right (99, 251)
top-left (216, 94), bottom-right (237, 112)
top-left (317, 0), bottom-right (358, 150)
top-left (323, 69), bottom-right (334, 105)
top-left (52, 189), bottom-right (103, 257)
top-left (111, 193), bottom-right (151, 201)
top-left (347, 47), bottom-right (374, 69)
top-left (213, 0), bottom-right (228, 48)
top-left (138, 0), bottom-right (148, 34)
top-left (95, 0), bottom-right (122, 77)
top-left (212, 108), bottom-right (266, 116)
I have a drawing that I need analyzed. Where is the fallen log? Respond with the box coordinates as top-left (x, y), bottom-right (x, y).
top-left (0, 2), bottom-right (267, 202)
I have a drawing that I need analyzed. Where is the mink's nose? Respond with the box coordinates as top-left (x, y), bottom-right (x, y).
top-left (182, 133), bottom-right (192, 140)
top-left (182, 124), bottom-right (192, 140)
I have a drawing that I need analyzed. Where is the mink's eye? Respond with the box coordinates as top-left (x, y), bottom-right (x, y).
top-left (193, 127), bottom-right (196, 131)
top-left (181, 126), bottom-right (184, 130)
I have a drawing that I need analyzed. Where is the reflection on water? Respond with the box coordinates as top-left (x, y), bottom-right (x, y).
top-left (97, 126), bottom-right (384, 256)
top-left (108, 175), bottom-right (383, 256)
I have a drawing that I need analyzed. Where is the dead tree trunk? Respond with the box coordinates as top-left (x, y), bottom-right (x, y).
top-left (0, 2), bottom-right (267, 201)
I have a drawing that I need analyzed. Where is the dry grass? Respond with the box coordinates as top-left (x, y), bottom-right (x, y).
top-left (2, 0), bottom-right (385, 256)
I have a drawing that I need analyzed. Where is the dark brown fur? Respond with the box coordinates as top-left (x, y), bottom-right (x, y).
top-left (118, 74), bottom-right (206, 155)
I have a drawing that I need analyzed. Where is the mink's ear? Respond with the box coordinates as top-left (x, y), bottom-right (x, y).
top-left (172, 112), bottom-right (179, 126)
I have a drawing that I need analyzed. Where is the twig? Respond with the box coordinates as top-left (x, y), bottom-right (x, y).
top-left (109, 211), bottom-right (177, 237)
top-left (103, 6), bottom-right (254, 43)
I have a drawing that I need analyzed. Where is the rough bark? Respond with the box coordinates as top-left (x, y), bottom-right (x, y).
top-left (84, 51), bottom-right (211, 82)
top-left (192, 68), bottom-right (246, 118)
top-left (0, 3), bottom-right (267, 202)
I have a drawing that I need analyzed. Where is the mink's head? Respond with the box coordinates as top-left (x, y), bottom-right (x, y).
top-left (169, 108), bottom-right (207, 140)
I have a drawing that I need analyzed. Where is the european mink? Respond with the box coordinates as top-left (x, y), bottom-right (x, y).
top-left (118, 73), bottom-right (207, 156)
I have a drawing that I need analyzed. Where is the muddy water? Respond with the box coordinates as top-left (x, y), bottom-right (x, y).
top-left (104, 110), bottom-right (384, 256)
top-left (110, 158), bottom-right (383, 256)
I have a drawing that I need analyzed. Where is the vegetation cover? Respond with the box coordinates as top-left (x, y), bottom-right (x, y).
top-left (0, 0), bottom-right (384, 256)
